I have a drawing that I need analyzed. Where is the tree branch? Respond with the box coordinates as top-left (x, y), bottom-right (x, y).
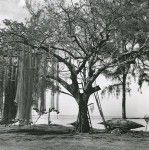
top-left (76, 58), bottom-right (87, 74)
top-left (50, 52), bottom-right (78, 85)
top-left (58, 90), bottom-right (73, 97)
top-left (50, 46), bottom-right (84, 59)
top-left (88, 85), bottom-right (101, 94)
top-left (46, 75), bottom-right (74, 95)
top-left (71, 35), bottom-right (88, 55)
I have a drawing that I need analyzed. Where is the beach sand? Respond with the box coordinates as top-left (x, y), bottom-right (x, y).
top-left (0, 124), bottom-right (149, 150)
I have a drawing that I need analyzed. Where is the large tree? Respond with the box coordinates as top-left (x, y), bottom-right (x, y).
top-left (0, 0), bottom-right (117, 132)
top-left (1, 0), bottom-right (149, 132)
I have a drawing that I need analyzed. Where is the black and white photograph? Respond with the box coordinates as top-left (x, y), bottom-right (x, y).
top-left (0, 0), bottom-right (149, 149)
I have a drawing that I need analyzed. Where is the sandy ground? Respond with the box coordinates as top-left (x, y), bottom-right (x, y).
top-left (0, 124), bottom-right (149, 150)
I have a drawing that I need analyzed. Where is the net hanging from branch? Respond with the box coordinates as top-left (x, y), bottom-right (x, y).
top-left (32, 54), bottom-right (40, 111)
top-left (38, 53), bottom-right (47, 114)
top-left (2, 57), bottom-right (18, 124)
top-left (49, 48), bottom-right (60, 114)
top-left (48, 48), bottom-right (60, 124)
top-left (0, 66), bottom-right (5, 117)
top-left (15, 48), bottom-right (33, 125)
top-left (32, 53), bottom-right (47, 116)
top-left (15, 48), bottom-right (49, 125)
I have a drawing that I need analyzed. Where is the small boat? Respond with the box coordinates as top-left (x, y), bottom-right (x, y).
top-left (99, 119), bottom-right (144, 130)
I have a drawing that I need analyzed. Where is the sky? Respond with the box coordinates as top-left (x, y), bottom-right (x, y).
top-left (0, 0), bottom-right (27, 25)
top-left (1, 0), bottom-right (149, 118)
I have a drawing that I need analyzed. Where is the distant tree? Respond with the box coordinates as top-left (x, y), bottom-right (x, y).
top-left (101, 0), bottom-right (149, 119)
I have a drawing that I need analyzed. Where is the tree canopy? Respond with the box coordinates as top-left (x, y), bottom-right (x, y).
top-left (0, 0), bottom-right (149, 132)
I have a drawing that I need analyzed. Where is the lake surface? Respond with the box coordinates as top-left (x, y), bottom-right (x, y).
top-left (32, 114), bottom-right (148, 131)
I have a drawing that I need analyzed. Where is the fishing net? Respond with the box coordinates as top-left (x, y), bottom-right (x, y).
top-left (15, 49), bottom-right (33, 125)
top-left (2, 58), bottom-right (18, 124)
top-left (32, 53), bottom-right (47, 115)
top-left (49, 49), bottom-right (60, 114)
top-left (0, 67), bottom-right (4, 116)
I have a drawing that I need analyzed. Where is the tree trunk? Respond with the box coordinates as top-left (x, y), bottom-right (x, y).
top-left (122, 73), bottom-right (126, 119)
top-left (77, 93), bottom-right (90, 133)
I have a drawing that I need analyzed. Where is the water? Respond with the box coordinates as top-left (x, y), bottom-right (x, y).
top-left (32, 114), bottom-right (148, 131)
